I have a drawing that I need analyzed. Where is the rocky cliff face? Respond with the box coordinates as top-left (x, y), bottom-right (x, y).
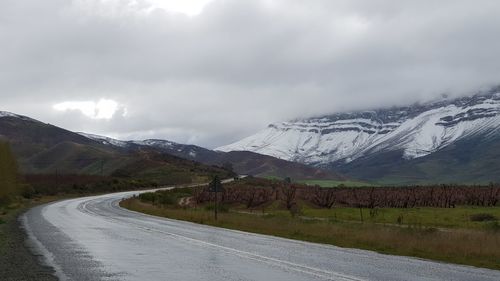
top-left (217, 90), bottom-right (500, 183)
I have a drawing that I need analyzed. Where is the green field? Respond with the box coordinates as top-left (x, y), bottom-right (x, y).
top-left (301, 206), bottom-right (500, 229)
top-left (296, 179), bottom-right (376, 187)
top-left (263, 176), bottom-right (375, 187)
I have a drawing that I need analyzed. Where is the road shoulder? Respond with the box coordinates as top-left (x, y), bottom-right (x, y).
top-left (0, 208), bottom-right (58, 281)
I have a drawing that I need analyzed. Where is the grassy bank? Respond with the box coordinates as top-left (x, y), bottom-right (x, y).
top-left (121, 197), bottom-right (500, 270)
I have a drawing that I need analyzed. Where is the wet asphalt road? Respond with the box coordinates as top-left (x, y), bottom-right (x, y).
top-left (22, 189), bottom-right (500, 281)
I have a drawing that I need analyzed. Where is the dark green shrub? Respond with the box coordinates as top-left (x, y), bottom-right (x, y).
top-left (139, 192), bottom-right (156, 202)
top-left (159, 194), bottom-right (176, 205)
top-left (470, 213), bottom-right (497, 222)
top-left (21, 184), bottom-right (36, 199)
top-left (396, 215), bottom-right (404, 224)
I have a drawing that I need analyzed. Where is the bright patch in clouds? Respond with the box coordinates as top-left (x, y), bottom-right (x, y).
top-left (79, 0), bottom-right (213, 18)
top-left (148, 0), bottom-right (213, 16)
top-left (53, 99), bottom-right (120, 119)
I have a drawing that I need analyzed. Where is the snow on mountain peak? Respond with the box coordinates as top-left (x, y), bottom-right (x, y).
top-left (134, 139), bottom-right (178, 148)
top-left (217, 92), bottom-right (500, 166)
top-left (0, 111), bottom-right (42, 123)
top-left (78, 132), bottom-right (128, 147)
top-left (78, 133), bottom-right (190, 153)
top-left (0, 111), bottom-right (19, 118)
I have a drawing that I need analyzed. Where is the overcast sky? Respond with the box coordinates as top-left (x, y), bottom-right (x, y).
top-left (2, 0), bottom-right (500, 148)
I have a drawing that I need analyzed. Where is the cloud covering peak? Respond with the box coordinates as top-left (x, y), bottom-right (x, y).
top-left (2, 0), bottom-right (500, 147)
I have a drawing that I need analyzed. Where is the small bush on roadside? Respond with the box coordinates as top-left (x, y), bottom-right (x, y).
top-left (470, 213), bottom-right (497, 222)
top-left (396, 214), bottom-right (404, 224)
top-left (289, 203), bottom-right (302, 218)
top-left (159, 194), bottom-right (176, 205)
top-left (21, 185), bottom-right (36, 199)
top-left (138, 188), bottom-right (194, 207)
top-left (139, 192), bottom-right (156, 203)
top-left (0, 197), bottom-right (11, 208)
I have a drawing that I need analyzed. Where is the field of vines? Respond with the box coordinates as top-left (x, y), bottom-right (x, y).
top-left (193, 178), bottom-right (500, 210)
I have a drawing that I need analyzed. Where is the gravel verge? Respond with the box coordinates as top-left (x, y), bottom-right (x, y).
top-left (0, 210), bottom-right (58, 281)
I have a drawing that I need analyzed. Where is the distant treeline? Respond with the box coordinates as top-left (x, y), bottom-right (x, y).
top-left (23, 174), bottom-right (159, 196)
top-left (194, 178), bottom-right (500, 209)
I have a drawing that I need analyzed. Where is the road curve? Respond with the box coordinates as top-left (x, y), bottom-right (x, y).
top-left (22, 189), bottom-right (500, 281)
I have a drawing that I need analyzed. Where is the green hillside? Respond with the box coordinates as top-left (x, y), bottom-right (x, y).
top-left (0, 116), bottom-right (232, 186)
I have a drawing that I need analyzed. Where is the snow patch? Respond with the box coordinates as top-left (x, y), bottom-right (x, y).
top-left (78, 132), bottom-right (128, 147)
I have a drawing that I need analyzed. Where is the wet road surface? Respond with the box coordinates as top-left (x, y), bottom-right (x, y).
top-left (22, 189), bottom-right (500, 281)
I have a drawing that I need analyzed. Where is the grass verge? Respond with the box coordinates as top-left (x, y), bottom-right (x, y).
top-left (301, 206), bottom-right (500, 229)
top-left (121, 197), bottom-right (500, 270)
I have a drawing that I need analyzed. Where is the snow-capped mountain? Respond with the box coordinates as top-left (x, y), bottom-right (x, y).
top-left (78, 133), bottom-right (203, 159)
top-left (218, 91), bottom-right (500, 168)
top-left (132, 139), bottom-right (198, 158)
top-left (78, 132), bottom-right (129, 147)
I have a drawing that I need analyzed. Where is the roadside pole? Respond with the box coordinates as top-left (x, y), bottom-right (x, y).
top-left (214, 182), bottom-right (218, 221)
top-left (209, 176), bottom-right (224, 221)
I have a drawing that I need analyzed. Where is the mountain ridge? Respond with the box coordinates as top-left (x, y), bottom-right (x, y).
top-left (217, 89), bottom-right (500, 183)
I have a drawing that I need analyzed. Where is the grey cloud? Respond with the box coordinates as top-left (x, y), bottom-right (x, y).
top-left (1, 0), bottom-right (500, 147)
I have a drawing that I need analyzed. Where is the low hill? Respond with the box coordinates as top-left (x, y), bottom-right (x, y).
top-left (0, 112), bottom-right (230, 184)
top-left (0, 111), bottom-right (343, 182)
